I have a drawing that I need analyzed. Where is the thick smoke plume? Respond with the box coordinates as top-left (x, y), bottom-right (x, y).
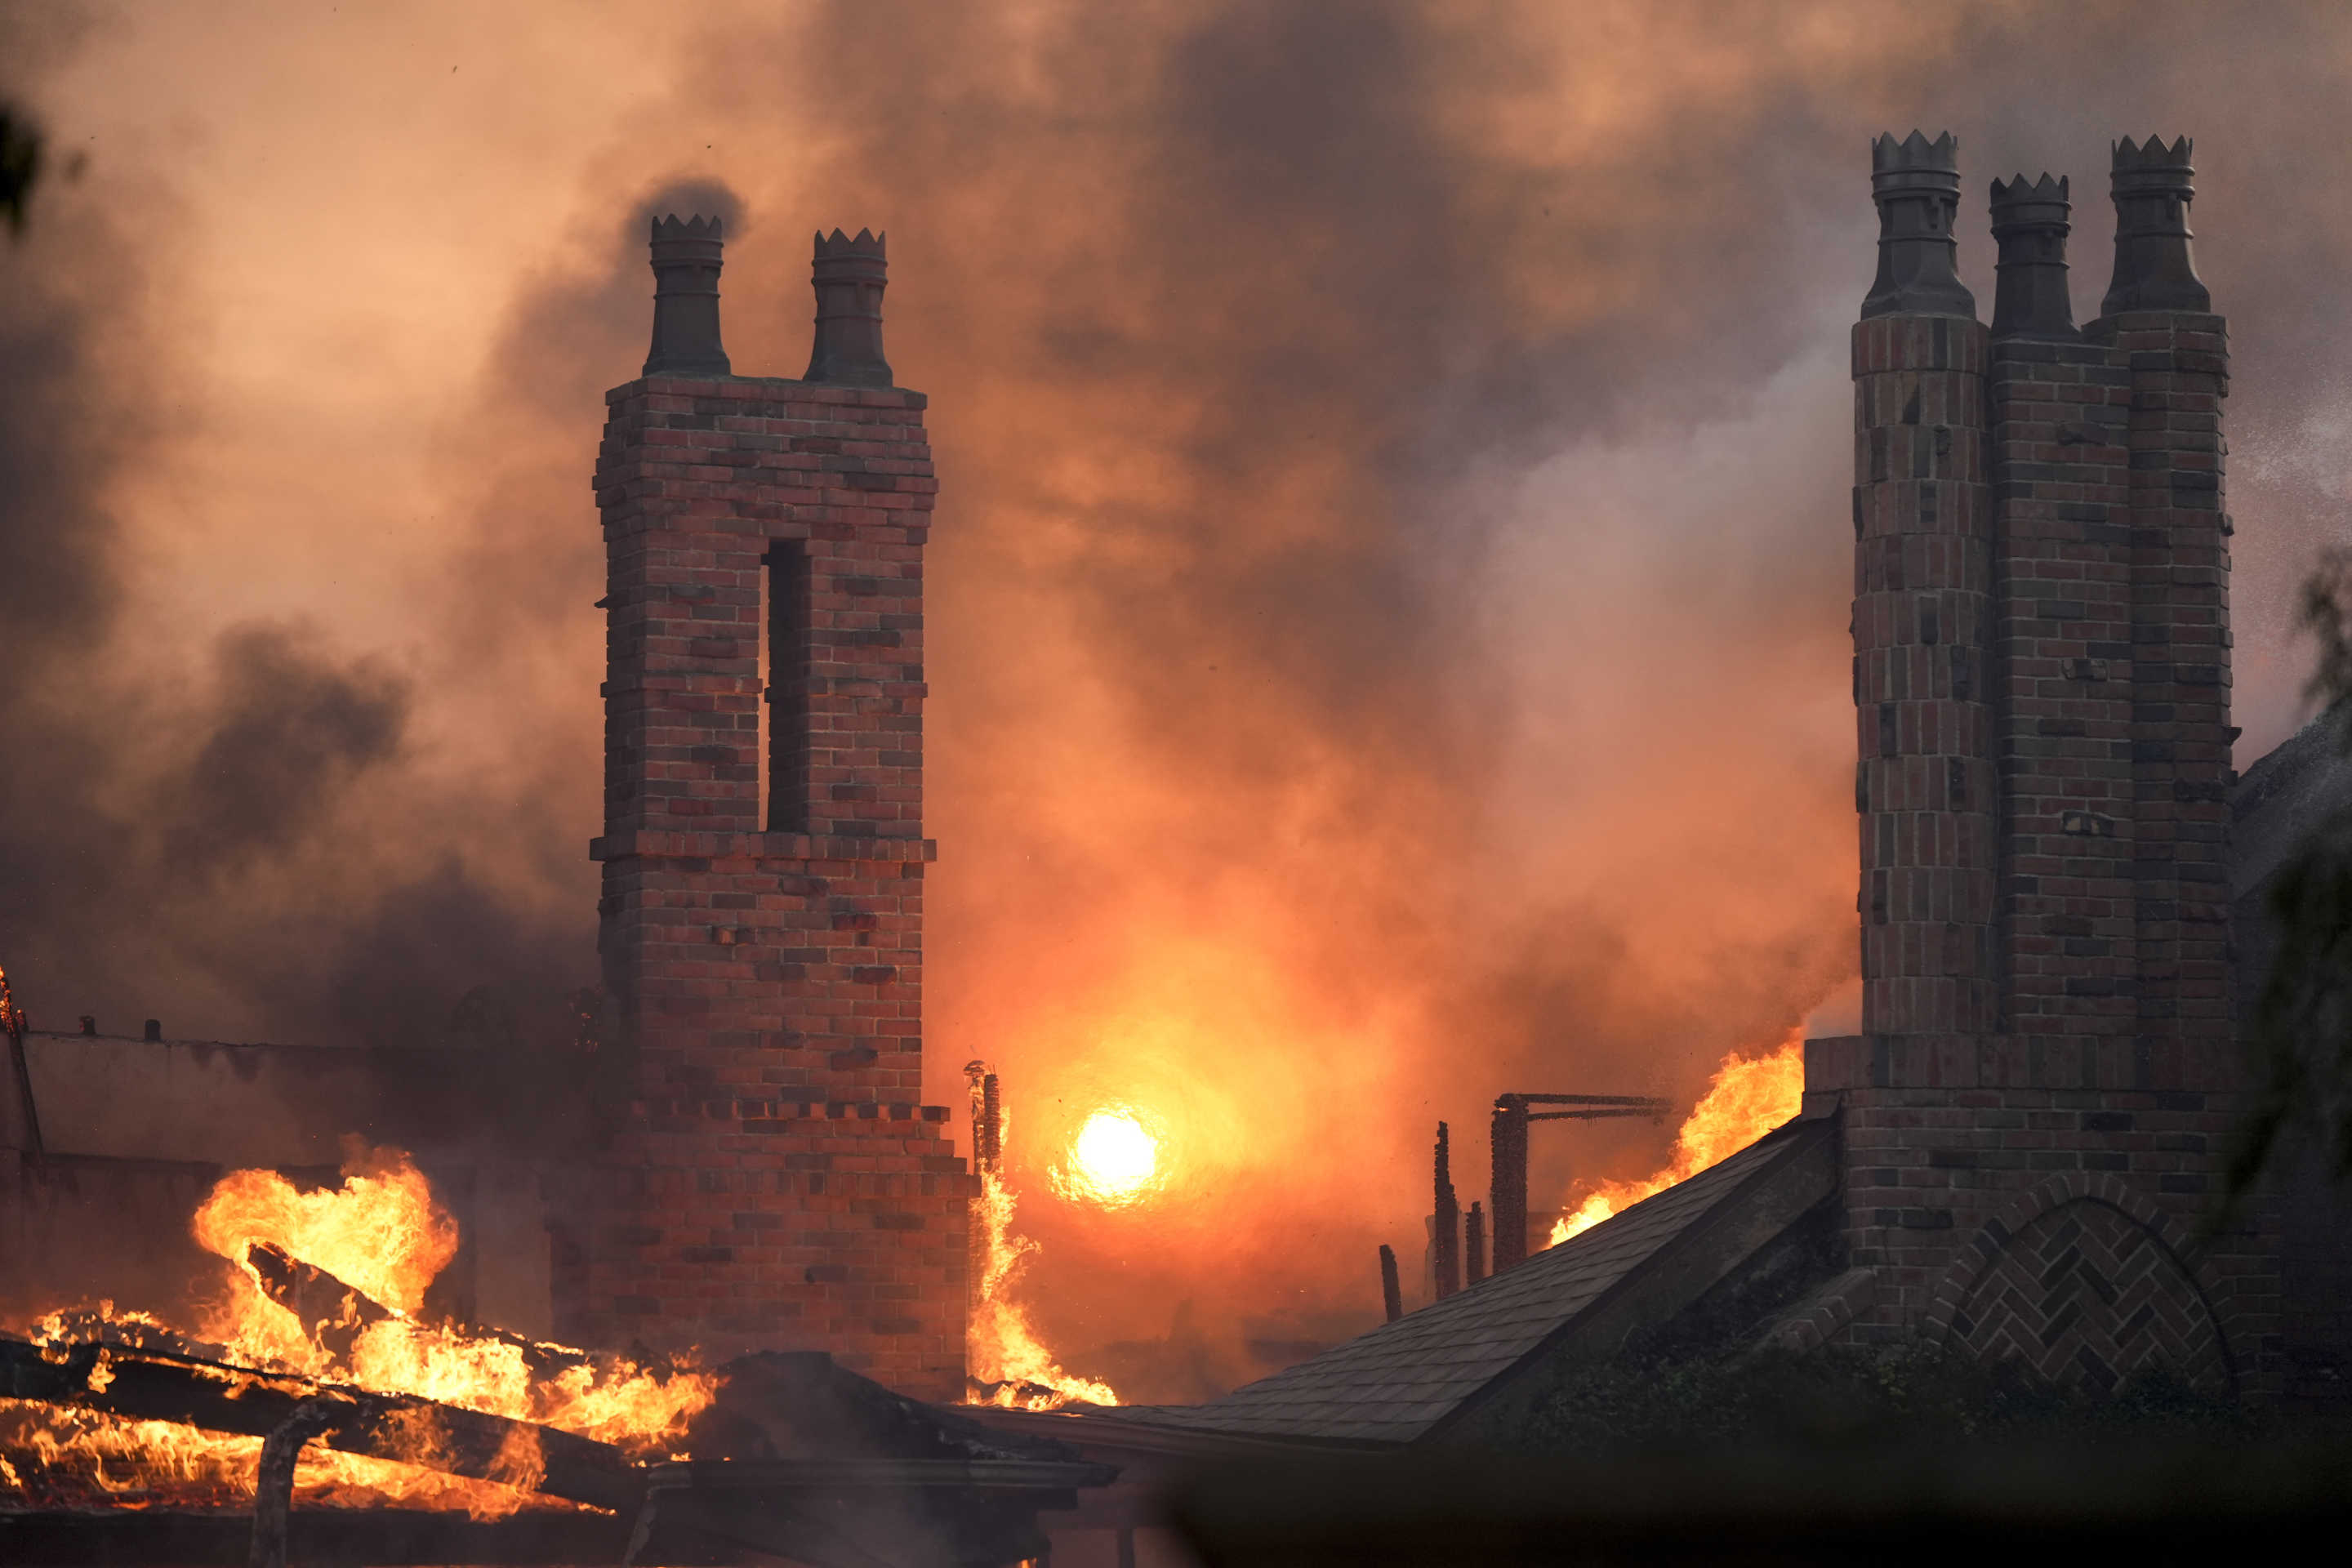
top-left (11, 0), bottom-right (2352, 1396)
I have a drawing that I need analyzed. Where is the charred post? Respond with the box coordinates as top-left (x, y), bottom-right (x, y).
top-left (0, 965), bottom-right (40, 1159)
top-left (1432, 1121), bottom-right (1460, 1299)
top-left (982, 1072), bottom-right (1002, 1172)
top-left (1490, 1097), bottom-right (1529, 1274)
top-left (247, 1398), bottom-right (344, 1568)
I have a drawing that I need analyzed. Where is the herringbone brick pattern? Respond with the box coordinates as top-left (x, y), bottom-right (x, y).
top-left (1947, 1197), bottom-right (2228, 1393)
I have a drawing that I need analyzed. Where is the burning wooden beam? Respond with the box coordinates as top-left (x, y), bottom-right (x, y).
top-left (243, 1241), bottom-right (594, 1383)
top-left (243, 1244), bottom-right (390, 1364)
top-left (3, 1338), bottom-right (1118, 1568)
top-left (0, 1337), bottom-right (645, 1515)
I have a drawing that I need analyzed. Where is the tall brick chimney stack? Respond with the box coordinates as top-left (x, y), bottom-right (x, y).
top-left (1852, 130), bottom-right (1998, 1038)
top-left (555, 214), bottom-right (965, 1398)
top-left (1810, 134), bottom-right (2276, 1393)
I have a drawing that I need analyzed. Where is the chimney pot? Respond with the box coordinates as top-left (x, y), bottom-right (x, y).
top-left (643, 213), bottom-right (732, 377)
top-left (2100, 135), bottom-right (2208, 316)
top-left (1989, 173), bottom-right (2077, 339)
top-left (804, 227), bottom-right (893, 387)
top-left (143, 1018), bottom-right (162, 1041)
top-left (1861, 130), bottom-right (1977, 321)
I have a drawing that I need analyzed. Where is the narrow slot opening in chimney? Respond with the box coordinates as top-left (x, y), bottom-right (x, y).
top-left (765, 542), bottom-right (813, 833)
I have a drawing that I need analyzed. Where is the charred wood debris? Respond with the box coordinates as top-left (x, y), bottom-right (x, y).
top-left (0, 1245), bottom-right (1111, 1568)
top-left (1379, 1094), bottom-right (1671, 1311)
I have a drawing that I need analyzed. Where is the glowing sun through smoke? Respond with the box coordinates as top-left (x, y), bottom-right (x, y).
top-left (1049, 1106), bottom-right (1164, 1209)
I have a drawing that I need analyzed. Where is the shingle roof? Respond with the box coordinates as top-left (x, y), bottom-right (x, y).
top-left (1113, 1117), bottom-right (1826, 1445)
top-left (2232, 708), bottom-right (2352, 902)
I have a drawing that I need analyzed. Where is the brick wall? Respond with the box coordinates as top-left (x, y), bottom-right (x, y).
top-left (1815, 136), bottom-right (2280, 1396)
top-left (550, 225), bottom-right (967, 1401)
top-left (1852, 313), bottom-right (1999, 1036)
top-left (2103, 310), bottom-right (2235, 1052)
top-left (1989, 332), bottom-right (2137, 1036)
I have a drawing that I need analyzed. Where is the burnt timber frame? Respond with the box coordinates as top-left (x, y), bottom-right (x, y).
top-left (1489, 1094), bottom-right (1673, 1273)
top-left (0, 1339), bottom-right (1112, 1568)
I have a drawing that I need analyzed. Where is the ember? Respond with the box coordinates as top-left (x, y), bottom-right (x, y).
top-left (1548, 1035), bottom-right (1806, 1245)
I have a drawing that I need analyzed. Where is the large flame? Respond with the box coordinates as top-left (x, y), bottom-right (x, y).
top-left (194, 1150), bottom-right (457, 1318)
top-left (1, 1147), bottom-right (714, 1517)
top-left (963, 1073), bottom-right (1120, 1411)
top-left (1547, 1034), bottom-right (1805, 1247)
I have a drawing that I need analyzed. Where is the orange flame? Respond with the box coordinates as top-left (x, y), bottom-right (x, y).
top-left (1546, 1034), bottom-right (1804, 1247)
top-left (963, 1069), bottom-right (1120, 1410)
top-left (2, 1147), bottom-right (714, 1517)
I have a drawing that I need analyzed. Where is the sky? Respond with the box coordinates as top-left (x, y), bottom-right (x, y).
top-left (7, 0), bottom-right (2352, 1396)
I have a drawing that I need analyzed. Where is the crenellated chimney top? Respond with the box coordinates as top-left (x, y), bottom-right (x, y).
top-left (804, 227), bottom-right (893, 388)
top-left (643, 214), bottom-right (732, 377)
top-left (1861, 130), bottom-right (1976, 320)
top-left (2101, 135), bottom-right (2208, 316)
top-left (1989, 172), bottom-right (2075, 339)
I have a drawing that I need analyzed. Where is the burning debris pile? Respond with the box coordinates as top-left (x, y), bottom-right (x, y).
top-left (2, 1146), bottom-right (711, 1519)
top-left (0, 1143), bottom-right (1111, 1566)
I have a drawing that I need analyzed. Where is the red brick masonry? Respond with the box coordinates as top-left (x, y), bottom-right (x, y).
top-left (1819, 140), bottom-right (2278, 1394)
top-left (555, 374), bottom-right (967, 1400)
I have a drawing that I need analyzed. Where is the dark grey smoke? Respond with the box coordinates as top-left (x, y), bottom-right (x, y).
top-left (167, 626), bottom-right (408, 874)
top-left (0, 51), bottom-right (593, 1067)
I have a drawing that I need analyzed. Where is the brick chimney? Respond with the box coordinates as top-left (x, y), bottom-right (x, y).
top-left (555, 214), bottom-right (965, 1398)
top-left (1810, 134), bottom-right (2275, 1395)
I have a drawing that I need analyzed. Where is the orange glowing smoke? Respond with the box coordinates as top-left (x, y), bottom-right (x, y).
top-left (1547, 1035), bottom-right (1805, 1246)
top-left (2, 1146), bottom-right (713, 1517)
top-left (964, 1067), bottom-right (1120, 1410)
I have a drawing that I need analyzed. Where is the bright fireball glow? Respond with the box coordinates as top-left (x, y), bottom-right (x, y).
top-left (1050, 1108), bottom-right (1161, 1209)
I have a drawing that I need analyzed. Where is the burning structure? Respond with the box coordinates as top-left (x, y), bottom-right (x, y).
top-left (981, 130), bottom-right (2352, 1474)
top-left (9, 114), bottom-right (2352, 1567)
top-left (0, 216), bottom-right (1122, 1566)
